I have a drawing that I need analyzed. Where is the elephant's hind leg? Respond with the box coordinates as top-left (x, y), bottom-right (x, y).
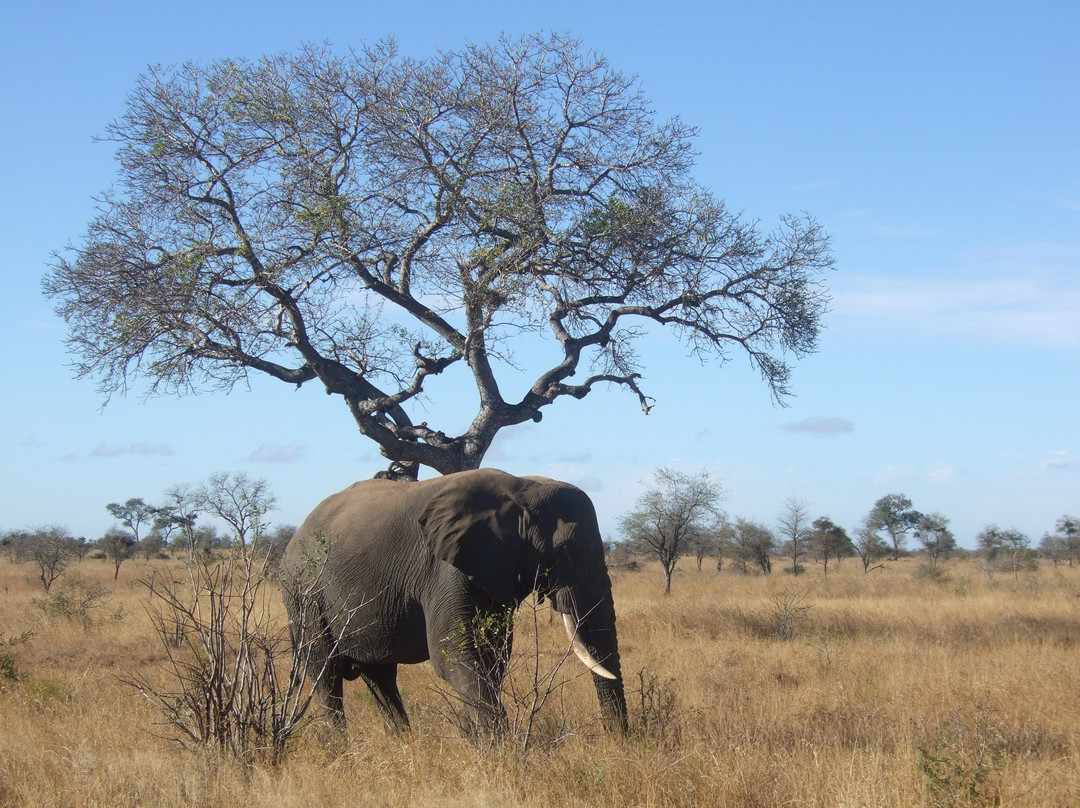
top-left (357, 663), bottom-right (410, 732)
top-left (283, 586), bottom-right (348, 731)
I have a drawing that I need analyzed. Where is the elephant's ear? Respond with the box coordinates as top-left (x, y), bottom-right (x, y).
top-left (419, 476), bottom-right (528, 605)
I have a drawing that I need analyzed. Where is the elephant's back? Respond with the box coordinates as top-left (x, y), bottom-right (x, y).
top-left (290, 478), bottom-right (429, 551)
top-left (284, 469), bottom-right (518, 567)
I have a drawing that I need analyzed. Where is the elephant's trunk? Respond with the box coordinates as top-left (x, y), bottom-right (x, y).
top-left (554, 579), bottom-right (628, 733)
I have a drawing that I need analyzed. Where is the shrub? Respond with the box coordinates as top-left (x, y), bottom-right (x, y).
top-left (124, 551), bottom-right (329, 765)
top-left (635, 667), bottom-right (681, 749)
top-left (0, 629), bottom-right (33, 688)
top-left (32, 574), bottom-right (110, 625)
top-left (917, 702), bottom-right (1011, 808)
top-left (913, 563), bottom-right (953, 585)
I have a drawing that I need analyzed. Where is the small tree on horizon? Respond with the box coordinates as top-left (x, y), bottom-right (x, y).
top-left (194, 472), bottom-right (276, 554)
top-left (2, 529), bottom-right (33, 564)
top-left (1051, 515), bottom-right (1080, 566)
top-left (729, 518), bottom-right (776, 575)
top-left (1038, 531), bottom-right (1067, 566)
top-left (854, 516), bottom-right (889, 574)
top-left (137, 534), bottom-right (167, 561)
top-left (866, 494), bottom-right (923, 561)
top-left (809, 516), bottom-right (854, 578)
top-left (99, 528), bottom-right (137, 579)
top-left (159, 484), bottom-right (201, 561)
top-left (913, 512), bottom-right (957, 568)
top-left (978, 524), bottom-right (1036, 581)
top-left (777, 497), bottom-right (811, 575)
top-left (24, 526), bottom-right (79, 592)
top-left (689, 528), bottom-right (726, 571)
top-left (105, 498), bottom-right (154, 545)
top-left (620, 467), bottom-right (724, 594)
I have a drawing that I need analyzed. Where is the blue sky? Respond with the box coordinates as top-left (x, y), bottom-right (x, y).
top-left (2, 0), bottom-right (1077, 549)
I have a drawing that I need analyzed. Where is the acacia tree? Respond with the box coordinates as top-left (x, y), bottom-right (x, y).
top-left (195, 472), bottom-right (276, 553)
top-left (690, 528), bottom-right (725, 571)
top-left (1052, 516), bottom-right (1080, 566)
top-left (24, 526), bottom-right (79, 592)
top-left (866, 494), bottom-right (922, 561)
top-left (978, 525), bottom-right (1035, 581)
top-left (728, 518), bottom-right (776, 574)
top-left (99, 527), bottom-right (138, 579)
top-left (159, 484), bottom-right (201, 560)
top-left (105, 498), bottom-right (154, 544)
top-left (776, 497), bottom-right (811, 575)
top-left (809, 516), bottom-right (853, 578)
top-left (912, 512), bottom-right (956, 568)
top-left (620, 467), bottom-right (724, 594)
top-left (853, 516), bottom-right (889, 574)
top-left (44, 34), bottom-right (833, 479)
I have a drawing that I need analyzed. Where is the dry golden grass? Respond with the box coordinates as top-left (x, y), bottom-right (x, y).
top-left (2, 555), bottom-right (1079, 807)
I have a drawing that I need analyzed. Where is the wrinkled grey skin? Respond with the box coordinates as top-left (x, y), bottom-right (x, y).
top-left (281, 469), bottom-right (627, 736)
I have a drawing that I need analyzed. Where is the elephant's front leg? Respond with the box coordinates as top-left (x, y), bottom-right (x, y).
top-left (430, 607), bottom-right (514, 737)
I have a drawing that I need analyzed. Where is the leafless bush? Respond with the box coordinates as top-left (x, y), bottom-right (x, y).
top-left (737, 589), bottom-right (813, 639)
top-left (771, 588), bottom-right (812, 640)
top-left (433, 596), bottom-right (586, 753)
top-left (635, 667), bottom-right (681, 748)
top-left (501, 600), bottom-right (593, 751)
top-left (124, 550), bottom-right (335, 765)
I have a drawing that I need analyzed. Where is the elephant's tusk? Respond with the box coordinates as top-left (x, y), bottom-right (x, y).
top-left (562, 613), bottom-right (617, 680)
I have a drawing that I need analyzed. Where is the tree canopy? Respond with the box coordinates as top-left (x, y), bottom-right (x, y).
top-left (620, 467), bottom-right (724, 594)
top-left (776, 496), bottom-right (811, 574)
top-left (45, 33), bottom-right (834, 477)
top-left (866, 494), bottom-right (922, 561)
top-left (105, 497), bottom-right (154, 543)
top-left (809, 516), bottom-right (853, 576)
top-left (728, 518), bottom-right (776, 575)
top-left (912, 511), bottom-right (956, 565)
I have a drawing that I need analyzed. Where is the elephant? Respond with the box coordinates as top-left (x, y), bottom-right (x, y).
top-left (281, 468), bottom-right (627, 736)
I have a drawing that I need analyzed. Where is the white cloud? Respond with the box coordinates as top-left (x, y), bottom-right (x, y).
top-left (91, 442), bottom-right (173, 457)
top-left (870, 462), bottom-right (957, 486)
top-left (556, 451), bottom-right (593, 463)
top-left (869, 223), bottom-right (940, 239)
top-left (833, 245), bottom-right (1080, 345)
top-left (926, 462), bottom-right (958, 483)
top-left (248, 442), bottom-right (305, 463)
top-left (784, 417), bottom-right (854, 436)
top-left (1044, 451), bottom-right (1071, 470)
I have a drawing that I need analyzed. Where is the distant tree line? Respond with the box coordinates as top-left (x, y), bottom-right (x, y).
top-left (614, 466), bottom-right (1079, 593)
top-left (1, 472), bottom-right (295, 590)
top-left (5, 466), bottom-right (1076, 597)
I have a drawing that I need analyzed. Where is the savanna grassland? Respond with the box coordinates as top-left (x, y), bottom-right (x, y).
top-left (2, 554), bottom-right (1079, 807)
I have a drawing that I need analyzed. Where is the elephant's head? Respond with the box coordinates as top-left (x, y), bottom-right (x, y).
top-left (418, 469), bottom-right (628, 732)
